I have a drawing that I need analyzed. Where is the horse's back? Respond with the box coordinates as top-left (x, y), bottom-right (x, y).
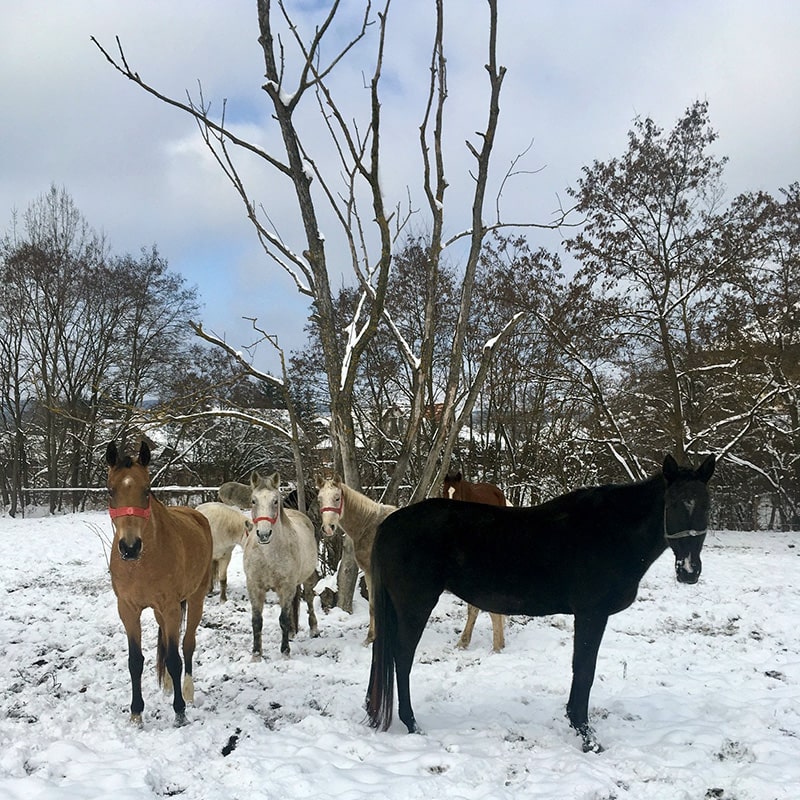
top-left (474, 482), bottom-right (506, 506)
top-left (373, 496), bottom-right (645, 616)
top-left (196, 501), bottom-right (249, 555)
top-left (219, 481), bottom-right (251, 508)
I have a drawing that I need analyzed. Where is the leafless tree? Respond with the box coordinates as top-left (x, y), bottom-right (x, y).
top-left (92, 0), bottom-right (568, 497)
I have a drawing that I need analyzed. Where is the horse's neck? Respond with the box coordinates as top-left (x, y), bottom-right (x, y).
top-left (340, 485), bottom-right (391, 541)
top-left (628, 475), bottom-right (667, 548)
top-left (274, 508), bottom-right (292, 537)
top-left (145, 497), bottom-right (169, 540)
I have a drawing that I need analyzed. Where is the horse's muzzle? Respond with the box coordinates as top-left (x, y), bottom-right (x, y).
top-left (118, 538), bottom-right (143, 560)
top-left (256, 530), bottom-right (273, 545)
top-left (675, 555), bottom-right (701, 584)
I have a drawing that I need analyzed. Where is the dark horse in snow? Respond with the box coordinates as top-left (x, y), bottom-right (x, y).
top-left (366, 453), bottom-right (716, 752)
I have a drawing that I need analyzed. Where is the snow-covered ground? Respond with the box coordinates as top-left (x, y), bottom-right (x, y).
top-left (1, 510), bottom-right (798, 799)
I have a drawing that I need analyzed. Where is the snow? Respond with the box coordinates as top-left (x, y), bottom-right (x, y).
top-left (2, 512), bottom-right (799, 799)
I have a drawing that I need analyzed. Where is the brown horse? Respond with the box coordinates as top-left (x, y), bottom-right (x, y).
top-left (442, 471), bottom-right (507, 652)
top-left (106, 441), bottom-right (213, 727)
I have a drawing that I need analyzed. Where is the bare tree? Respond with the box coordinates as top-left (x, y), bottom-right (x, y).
top-left (93, 1), bottom-right (570, 607)
top-left (92, 0), bottom-right (567, 490)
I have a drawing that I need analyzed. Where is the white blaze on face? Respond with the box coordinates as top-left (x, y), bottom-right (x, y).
top-left (447, 487), bottom-right (455, 499)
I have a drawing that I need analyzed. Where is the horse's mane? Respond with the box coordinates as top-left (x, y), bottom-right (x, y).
top-left (537, 472), bottom-right (663, 520)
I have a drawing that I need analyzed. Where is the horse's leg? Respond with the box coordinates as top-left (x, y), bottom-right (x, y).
top-left (156, 605), bottom-right (188, 726)
top-left (156, 624), bottom-right (174, 695)
top-left (248, 585), bottom-right (267, 661)
top-left (303, 571), bottom-right (319, 638)
top-left (489, 613), bottom-right (505, 652)
top-left (182, 583), bottom-right (207, 705)
top-left (118, 600), bottom-right (145, 725)
top-left (218, 551), bottom-right (232, 603)
top-left (456, 604), bottom-right (479, 649)
top-left (364, 571), bottom-right (376, 646)
top-left (278, 590), bottom-right (294, 656)
top-left (209, 558), bottom-right (219, 596)
top-left (566, 612), bottom-right (609, 752)
top-left (290, 585), bottom-right (301, 637)
top-left (395, 592), bottom-right (441, 734)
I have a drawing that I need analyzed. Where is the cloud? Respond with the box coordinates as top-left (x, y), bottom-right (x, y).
top-left (2, 1), bottom-right (799, 371)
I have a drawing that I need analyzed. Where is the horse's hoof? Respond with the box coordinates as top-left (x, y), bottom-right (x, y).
top-left (403, 718), bottom-right (423, 735)
top-left (250, 653), bottom-right (262, 663)
top-left (130, 713), bottom-right (143, 728)
top-left (174, 712), bottom-right (188, 728)
top-left (576, 724), bottom-right (604, 753)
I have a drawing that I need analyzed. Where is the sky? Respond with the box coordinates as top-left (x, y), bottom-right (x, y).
top-left (1, 510), bottom-right (799, 798)
top-left (2, 1), bottom-right (799, 372)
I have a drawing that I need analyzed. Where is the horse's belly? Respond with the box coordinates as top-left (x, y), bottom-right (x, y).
top-left (448, 582), bottom-right (570, 617)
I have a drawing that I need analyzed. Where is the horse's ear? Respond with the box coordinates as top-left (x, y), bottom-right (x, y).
top-left (455, 471), bottom-right (462, 482)
top-left (105, 442), bottom-right (118, 468)
top-left (662, 454), bottom-right (679, 481)
top-left (138, 441), bottom-right (151, 467)
top-left (697, 454), bottom-right (716, 483)
top-left (250, 471), bottom-right (260, 488)
top-left (267, 472), bottom-right (280, 490)
top-left (333, 473), bottom-right (342, 484)
top-left (315, 474), bottom-right (325, 489)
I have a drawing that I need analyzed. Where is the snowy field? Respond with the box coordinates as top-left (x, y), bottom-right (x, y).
top-left (1, 510), bottom-right (799, 800)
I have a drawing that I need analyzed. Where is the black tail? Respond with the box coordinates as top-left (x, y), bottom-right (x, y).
top-left (365, 555), bottom-right (396, 731)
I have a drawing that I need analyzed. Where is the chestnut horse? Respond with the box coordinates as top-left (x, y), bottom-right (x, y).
top-left (442, 471), bottom-right (508, 652)
top-left (368, 454), bottom-right (716, 752)
top-left (106, 441), bottom-right (213, 727)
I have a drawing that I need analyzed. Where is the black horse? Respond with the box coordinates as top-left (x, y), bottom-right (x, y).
top-left (366, 453), bottom-right (716, 752)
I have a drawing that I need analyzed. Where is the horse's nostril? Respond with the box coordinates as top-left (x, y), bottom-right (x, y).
top-left (119, 538), bottom-right (142, 560)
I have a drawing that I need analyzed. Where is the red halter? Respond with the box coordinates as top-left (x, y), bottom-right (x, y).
top-left (252, 513), bottom-right (278, 526)
top-left (109, 503), bottom-right (151, 521)
top-left (319, 496), bottom-right (344, 516)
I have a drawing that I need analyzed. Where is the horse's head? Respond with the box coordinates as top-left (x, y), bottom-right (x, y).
top-left (662, 453), bottom-right (716, 584)
top-left (442, 471), bottom-right (463, 500)
top-left (316, 475), bottom-right (343, 537)
top-left (250, 470), bottom-right (282, 544)
top-left (106, 441), bottom-right (152, 561)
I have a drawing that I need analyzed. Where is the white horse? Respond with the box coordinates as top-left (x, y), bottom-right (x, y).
top-left (315, 475), bottom-right (396, 645)
top-left (195, 501), bottom-right (252, 603)
top-left (243, 471), bottom-right (319, 658)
